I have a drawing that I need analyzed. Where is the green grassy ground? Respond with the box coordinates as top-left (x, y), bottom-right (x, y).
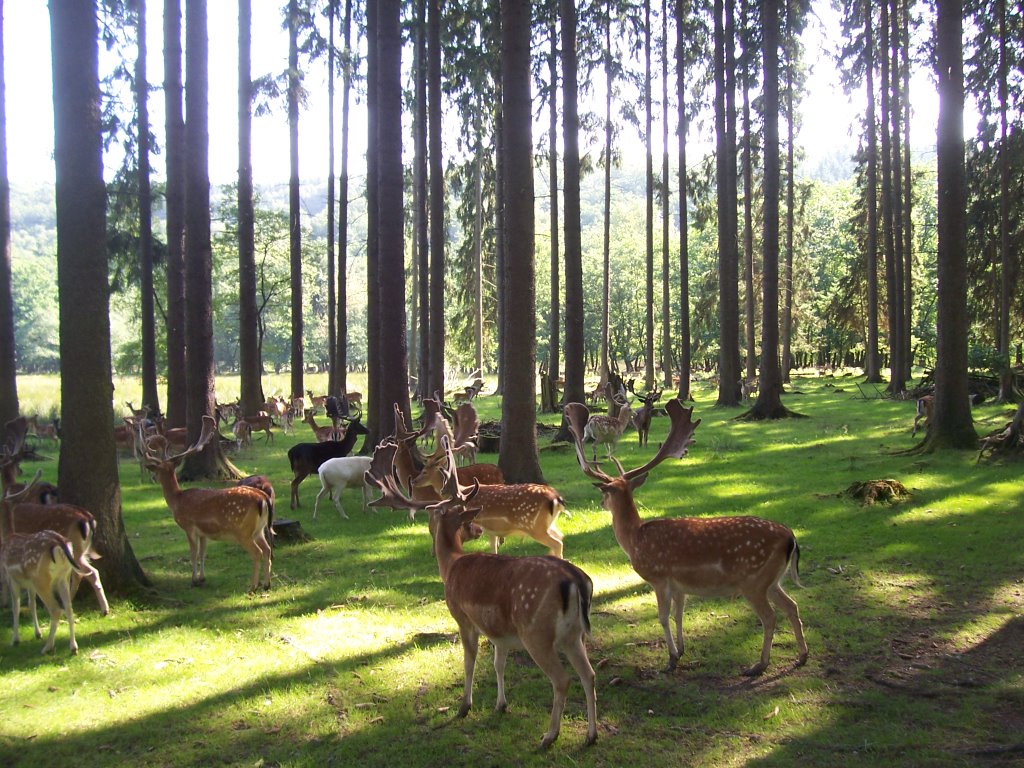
top-left (1, 373), bottom-right (1021, 767)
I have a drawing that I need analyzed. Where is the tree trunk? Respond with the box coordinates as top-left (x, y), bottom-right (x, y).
top-left (900, 0), bottom-right (912, 384)
top-left (427, 0), bottom-right (445, 399)
top-left (50, 0), bottom-right (148, 592)
top-left (375, 0), bottom-right (410, 436)
top-left (561, 0), bottom-right (584, 408)
top-left (499, 0), bottom-right (543, 484)
top-left (0, 0), bottom-right (18, 425)
top-left (180, 0), bottom-right (239, 481)
top-left (879, 0), bottom-right (903, 395)
top-left (365, 0), bottom-right (380, 443)
top-left (888, 0), bottom-right (905, 393)
top-left (742, 50), bottom-right (756, 383)
top-left (238, 0), bottom-right (262, 417)
top-left (135, 0), bottom-right (159, 417)
top-left (163, 0), bottom-right (187, 429)
top-left (644, 0), bottom-right (656, 390)
top-left (548, 17), bottom-right (560, 394)
top-left (863, 0), bottom-right (882, 383)
top-left (995, 0), bottom-right (1015, 403)
top-left (923, 0), bottom-right (977, 449)
top-left (714, 0), bottom-right (740, 406)
top-left (473, 112), bottom-right (484, 376)
top-left (675, 0), bottom-right (691, 401)
top-left (660, 0), bottom-right (672, 390)
top-left (414, 0), bottom-right (429, 399)
top-left (326, 0), bottom-right (338, 398)
top-left (600, 0), bottom-right (613, 389)
top-left (288, 0), bottom-right (303, 401)
top-left (781, 0), bottom-right (794, 385)
top-left (743, 0), bottom-right (794, 420)
top-left (336, 0), bottom-right (352, 397)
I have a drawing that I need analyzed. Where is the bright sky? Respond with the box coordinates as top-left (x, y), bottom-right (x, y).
top-left (3, 1), bottom-right (941, 189)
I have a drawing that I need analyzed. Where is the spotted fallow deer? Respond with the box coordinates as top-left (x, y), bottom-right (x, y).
top-left (141, 416), bottom-right (273, 591)
top-left (2, 527), bottom-right (87, 654)
top-left (583, 396), bottom-right (633, 460)
top-left (365, 439), bottom-right (597, 749)
top-left (0, 466), bottom-right (109, 615)
top-left (410, 422), bottom-right (566, 557)
top-left (565, 399), bottom-right (808, 677)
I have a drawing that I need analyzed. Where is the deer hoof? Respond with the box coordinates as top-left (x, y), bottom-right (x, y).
top-left (663, 654), bottom-right (679, 673)
top-left (584, 731), bottom-right (598, 747)
top-left (796, 652), bottom-right (808, 668)
top-left (540, 731), bottom-right (559, 749)
top-left (456, 702), bottom-right (471, 719)
top-left (742, 662), bottom-right (768, 677)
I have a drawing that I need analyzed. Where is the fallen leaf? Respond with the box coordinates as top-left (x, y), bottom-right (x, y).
top-left (764, 706), bottom-right (780, 720)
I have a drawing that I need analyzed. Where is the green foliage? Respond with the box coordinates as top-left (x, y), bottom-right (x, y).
top-left (2, 375), bottom-right (1021, 767)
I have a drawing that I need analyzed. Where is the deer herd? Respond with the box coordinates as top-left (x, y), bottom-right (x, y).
top-left (0, 383), bottom-right (814, 750)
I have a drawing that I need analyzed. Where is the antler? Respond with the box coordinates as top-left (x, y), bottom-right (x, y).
top-left (564, 403), bottom-right (615, 483)
top-left (143, 415), bottom-right (217, 465)
top-left (622, 399), bottom-right (699, 480)
top-left (3, 416), bottom-right (28, 457)
top-left (367, 437), bottom-right (477, 514)
top-left (565, 399), bottom-right (700, 482)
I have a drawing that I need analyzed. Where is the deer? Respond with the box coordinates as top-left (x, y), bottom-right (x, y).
top-left (231, 419), bottom-right (253, 450)
top-left (305, 389), bottom-right (329, 414)
top-left (302, 409), bottom-right (342, 442)
top-left (141, 416), bottom-right (273, 592)
top-left (411, 449), bottom-right (566, 557)
top-left (2, 527), bottom-right (87, 655)
top-left (312, 456), bottom-right (374, 520)
top-left (911, 394), bottom-right (934, 438)
top-left (627, 380), bottom-right (663, 448)
top-left (288, 417), bottom-right (369, 509)
top-left (0, 463), bottom-right (109, 615)
top-left (583, 395), bottom-right (633, 460)
top-left (365, 438), bottom-right (598, 749)
top-left (236, 413), bottom-right (274, 444)
top-left (565, 399), bottom-right (808, 677)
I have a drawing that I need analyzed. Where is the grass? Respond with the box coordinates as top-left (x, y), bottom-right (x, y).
top-left (1, 372), bottom-right (1022, 767)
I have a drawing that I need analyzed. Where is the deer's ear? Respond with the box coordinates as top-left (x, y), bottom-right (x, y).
top-left (627, 473), bottom-right (649, 491)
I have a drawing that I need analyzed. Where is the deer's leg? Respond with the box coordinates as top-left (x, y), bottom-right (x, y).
top-left (253, 530), bottom-right (273, 590)
top-left (28, 586), bottom-right (41, 639)
top-left (769, 583), bottom-right (808, 666)
top-left (240, 537), bottom-right (263, 593)
top-left (313, 482), bottom-right (329, 520)
top-left (10, 582), bottom-right (21, 645)
top-left (742, 590), bottom-right (777, 677)
top-left (671, 589), bottom-right (687, 660)
top-left (488, 534), bottom-right (501, 554)
top-left (653, 582), bottom-right (680, 671)
top-left (564, 634), bottom-right (598, 746)
top-left (56, 575), bottom-right (77, 654)
top-left (457, 624), bottom-right (480, 717)
top-left (523, 635), bottom-right (570, 749)
top-left (186, 533), bottom-right (204, 586)
top-left (37, 586), bottom-right (63, 655)
top-left (537, 526), bottom-right (564, 559)
top-left (79, 559), bottom-right (109, 616)
top-left (333, 486), bottom-right (348, 520)
top-left (492, 641), bottom-right (510, 712)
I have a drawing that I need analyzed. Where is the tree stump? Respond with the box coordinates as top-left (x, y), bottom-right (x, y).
top-left (271, 518), bottom-right (312, 543)
top-left (843, 479), bottom-right (910, 505)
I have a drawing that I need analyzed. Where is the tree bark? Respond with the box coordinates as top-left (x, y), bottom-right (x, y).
top-left (660, 0), bottom-right (672, 390)
top-left (375, 0), bottom-right (410, 436)
top-left (499, 0), bottom-right (543, 484)
top-left (548, 17), bottom-right (560, 395)
top-left (163, 0), bottom-right (187, 429)
top-left (238, 0), bottom-right (262, 417)
top-left (427, 0), bottom-right (445, 399)
top-left (675, 0), bottom-right (691, 401)
top-left (135, 0), bottom-right (159, 417)
top-left (863, 0), bottom-right (882, 383)
top-left (326, 0), bottom-right (338, 398)
top-left (644, 0), bottom-right (656, 390)
top-left (288, 0), bottom-right (303, 400)
top-left (561, 0), bottom-right (584, 408)
top-left (336, 0), bottom-right (352, 397)
top-left (180, 0), bottom-right (238, 480)
top-left (414, 0), bottom-right (429, 399)
top-left (50, 0), bottom-right (148, 591)
top-left (0, 0), bottom-right (18, 425)
top-left (924, 0), bottom-right (977, 449)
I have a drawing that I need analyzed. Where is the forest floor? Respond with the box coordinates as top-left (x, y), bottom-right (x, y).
top-left (1, 371), bottom-right (1021, 768)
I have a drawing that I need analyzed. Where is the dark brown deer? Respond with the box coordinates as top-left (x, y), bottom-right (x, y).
top-left (565, 399), bottom-right (808, 676)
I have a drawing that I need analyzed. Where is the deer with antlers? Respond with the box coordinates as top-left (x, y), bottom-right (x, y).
top-left (141, 416), bottom-right (273, 591)
top-left (582, 395), bottom-right (633, 460)
top-left (565, 399), bottom-right (807, 676)
top-left (365, 439), bottom-right (597, 748)
top-left (627, 380), bottom-right (663, 448)
top-left (410, 414), bottom-right (566, 557)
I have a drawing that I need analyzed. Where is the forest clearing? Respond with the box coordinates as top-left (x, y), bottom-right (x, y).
top-left (1, 373), bottom-right (1021, 767)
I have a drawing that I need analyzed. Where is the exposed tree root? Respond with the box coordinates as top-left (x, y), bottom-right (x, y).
top-left (843, 479), bottom-right (910, 505)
